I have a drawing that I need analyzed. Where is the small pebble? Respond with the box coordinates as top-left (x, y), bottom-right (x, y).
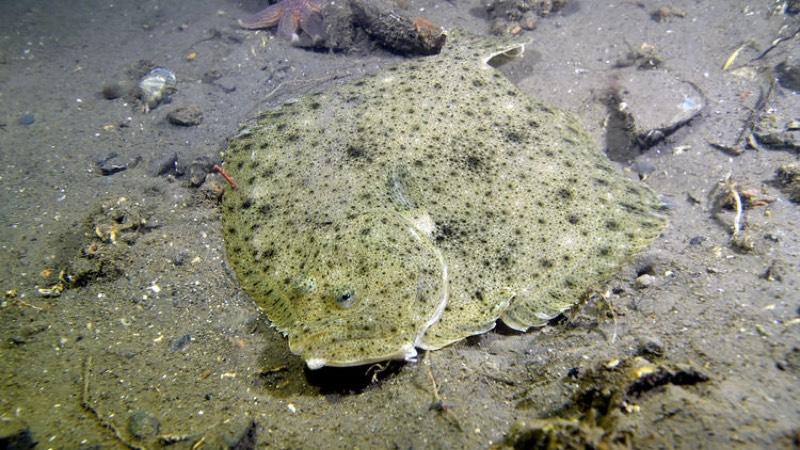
top-left (17, 114), bottom-right (35, 125)
top-left (95, 153), bottom-right (128, 176)
top-left (635, 273), bottom-right (656, 288)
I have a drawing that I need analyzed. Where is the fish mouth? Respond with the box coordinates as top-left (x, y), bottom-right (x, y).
top-left (483, 41), bottom-right (528, 69)
top-left (305, 344), bottom-right (418, 371)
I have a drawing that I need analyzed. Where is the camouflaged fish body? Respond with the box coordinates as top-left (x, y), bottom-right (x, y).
top-left (221, 32), bottom-right (666, 368)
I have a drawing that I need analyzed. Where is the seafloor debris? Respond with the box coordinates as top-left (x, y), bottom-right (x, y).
top-left (485, 0), bottom-right (568, 35)
top-left (94, 152), bottom-right (142, 176)
top-left (495, 357), bottom-right (708, 450)
top-left (776, 163), bottom-right (800, 202)
top-left (350, 0), bottom-right (447, 55)
top-left (238, 0), bottom-right (325, 45)
top-left (603, 70), bottom-right (704, 159)
top-left (166, 105), bottom-right (203, 127)
top-left (752, 113), bottom-right (800, 152)
top-left (238, 0), bottom-right (446, 55)
top-left (614, 42), bottom-right (663, 70)
top-left (651, 5), bottom-right (687, 22)
top-left (52, 198), bottom-right (157, 291)
top-left (136, 67), bottom-right (177, 112)
top-left (708, 176), bottom-right (775, 252)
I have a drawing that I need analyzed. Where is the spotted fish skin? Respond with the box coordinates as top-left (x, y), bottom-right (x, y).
top-left (221, 32), bottom-right (666, 368)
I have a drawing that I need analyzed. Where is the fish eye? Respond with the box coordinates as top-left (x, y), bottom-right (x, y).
top-left (334, 289), bottom-right (356, 309)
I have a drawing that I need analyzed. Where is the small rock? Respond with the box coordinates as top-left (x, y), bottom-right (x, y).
top-left (200, 174), bottom-right (227, 201)
top-left (95, 153), bottom-right (128, 176)
top-left (637, 335), bottom-right (665, 357)
top-left (167, 105), bottom-right (203, 127)
top-left (128, 411), bottom-right (160, 439)
top-left (151, 152), bottom-right (182, 177)
top-left (0, 418), bottom-right (35, 450)
top-left (17, 114), bottom-right (35, 126)
top-left (189, 156), bottom-right (215, 187)
top-left (635, 273), bottom-right (656, 288)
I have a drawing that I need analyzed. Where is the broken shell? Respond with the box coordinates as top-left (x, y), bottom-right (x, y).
top-left (138, 67), bottom-right (177, 112)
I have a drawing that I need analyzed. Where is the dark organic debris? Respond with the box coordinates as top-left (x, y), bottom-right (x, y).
top-left (498, 357), bottom-right (709, 450)
top-left (625, 365), bottom-right (708, 397)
